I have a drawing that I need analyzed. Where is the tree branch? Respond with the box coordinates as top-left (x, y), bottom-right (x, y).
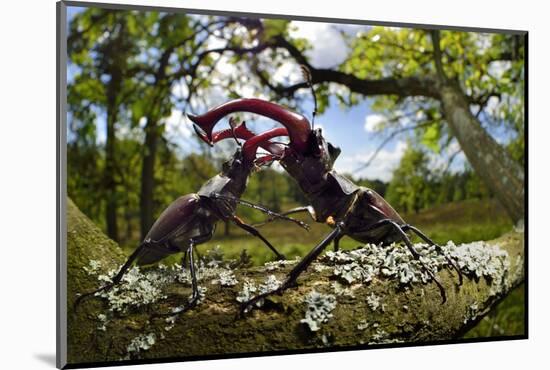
top-left (66, 198), bottom-right (525, 366)
top-left (263, 35), bottom-right (441, 99)
top-left (430, 30), bottom-right (447, 83)
top-left (178, 31), bottom-right (441, 100)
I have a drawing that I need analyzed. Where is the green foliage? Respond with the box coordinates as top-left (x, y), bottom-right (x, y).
top-left (421, 123), bottom-right (441, 153)
top-left (386, 147), bottom-right (432, 214)
top-left (262, 19), bottom-right (290, 40)
top-left (336, 28), bottom-right (524, 158)
top-left (385, 146), bottom-right (492, 214)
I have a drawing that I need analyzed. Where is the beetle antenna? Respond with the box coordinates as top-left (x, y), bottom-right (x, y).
top-left (300, 64), bottom-right (317, 130)
top-left (228, 116), bottom-right (242, 148)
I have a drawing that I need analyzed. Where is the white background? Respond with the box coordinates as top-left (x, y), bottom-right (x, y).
top-left (0, 0), bottom-right (545, 369)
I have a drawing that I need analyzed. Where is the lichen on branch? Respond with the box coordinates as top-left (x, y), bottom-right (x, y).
top-left (66, 198), bottom-right (524, 366)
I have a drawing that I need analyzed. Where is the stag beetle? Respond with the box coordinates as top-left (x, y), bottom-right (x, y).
top-left (188, 98), bottom-right (463, 313)
top-left (74, 120), bottom-right (308, 314)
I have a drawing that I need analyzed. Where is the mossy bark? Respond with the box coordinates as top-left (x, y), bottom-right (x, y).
top-left (65, 198), bottom-right (525, 366)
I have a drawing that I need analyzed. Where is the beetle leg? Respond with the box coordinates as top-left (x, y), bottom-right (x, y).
top-left (168, 241), bottom-right (203, 316)
top-left (153, 234), bottom-right (213, 318)
top-left (333, 234), bottom-right (343, 252)
top-left (211, 193), bottom-right (310, 231)
top-left (240, 224), bottom-right (344, 316)
top-left (253, 205), bottom-right (317, 227)
top-left (385, 221), bottom-right (447, 303)
top-left (232, 215), bottom-right (286, 260)
top-left (402, 224), bottom-right (463, 286)
top-left (73, 241), bottom-right (148, 311)
top-left (186, 243), bottom-right (200, 307)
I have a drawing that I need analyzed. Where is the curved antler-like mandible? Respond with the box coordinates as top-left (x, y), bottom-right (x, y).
top-left (242, 127), bottom-right (289, 164)
top-left (211, 120), bottom-right (288, 157)
top-left (187, 98), bottom-right (311, 152)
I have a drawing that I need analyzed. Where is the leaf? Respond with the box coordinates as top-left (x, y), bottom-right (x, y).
top-left (263, 19), bottom-right (290, 40)
top-left (421, 124), bottom-right (441, 153)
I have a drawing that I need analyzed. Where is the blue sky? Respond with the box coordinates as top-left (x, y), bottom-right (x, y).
top-left (68, 6), bottom-right (510, 182)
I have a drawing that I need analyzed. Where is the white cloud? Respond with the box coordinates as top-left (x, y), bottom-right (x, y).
top-left (289, 21), bottom-right (358, 68)
top-left (486, 95), bottom-right (501, 116)
top-left (205, 33), bottom-right (227, 50)
top-left (364, 114), bottom-right (386, 132)
top-left (272, 61), bottom-right (303, 86)
top-left (488, 60), bottom-right (512, 79)
top-left (475, 33), bottom-right (493, 55)
top-left (171, 79), bottom-right (189, 100)
top-left (164, 109), bottom-right (193, 140)
top-left (334, 140), bottom-right (408, 182)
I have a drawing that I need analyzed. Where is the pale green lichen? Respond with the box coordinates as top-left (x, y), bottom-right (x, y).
top-left (464, 303), bottom-right (480, 324)
top-left (93, 266), bottom-right (168, 312)
top-left (96, 313), bottom-right (108, 331)
top-left (366, 293), bottom-right (381, 311)
top-left (447, 241), bottom-right (509, 281)
top-left (259, 275), bottom-right (282, 293)
top-left (126, 333), bottom-right (156, 356)
top-left (331, 281), bottom-right (355, 298)
top-left (84, 244), bottom-right (243, 314)
top-left (204, 245), bottom-right (225, 268)
top-left (263, 257), bottom-right (299, 271)
top-left (357, 320), bottom-right (369, 330)
top-left (212, 270), bottom-right (238, 287)
top-left (370, 329), bottom-right (389, 343)
top-left (236, 275), bottom-right (283, 311)
top-left (236, 279), bottom-right (258, 307)
top-left (323, 239), bottom-right (511, 293)
top-left (300, 290), bottom-right (337, 332)
top-left (313, 263), bottom-right (331, 272)
top-left (164, 316), bottom-right (177, 332)
top-left (83, 260), bottom-right (103, 275)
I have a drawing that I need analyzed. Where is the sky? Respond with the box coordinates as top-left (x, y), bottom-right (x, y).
top-left (65, 6), bottom-right (486, 182)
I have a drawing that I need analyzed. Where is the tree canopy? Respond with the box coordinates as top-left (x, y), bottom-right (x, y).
top-left (67, 8), bottom-right (525, 246)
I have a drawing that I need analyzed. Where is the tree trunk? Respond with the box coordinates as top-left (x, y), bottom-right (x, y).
top-left (140, 119), bottom-right (158, 239)
top-left (104, 82), bottom-right (119, 242)
top-left (65, 198), bottom-right (524, 367)
top-left (439, 83), bottom-right (525, 223)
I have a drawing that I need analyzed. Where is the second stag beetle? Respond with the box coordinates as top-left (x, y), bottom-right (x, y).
top-left (74, 120), bottom-right (308, 314)
top-left (189, 97), bottom-right (463, 313)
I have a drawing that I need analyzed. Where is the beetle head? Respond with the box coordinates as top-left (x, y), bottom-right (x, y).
top-left (309, 128), bottom-right (341, 169)
top-left (220, 148), bottom-right (248, 178)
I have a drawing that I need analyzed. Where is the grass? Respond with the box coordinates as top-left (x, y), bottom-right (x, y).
top-left (198, 198), bottom-right (514, 264)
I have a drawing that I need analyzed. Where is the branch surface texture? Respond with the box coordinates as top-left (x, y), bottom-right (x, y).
top-left (66, 198), bottom-right (525, 364)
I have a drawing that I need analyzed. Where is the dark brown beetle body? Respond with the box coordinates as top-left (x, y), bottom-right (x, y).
top-left (277, 129), bottom-right (406, 247)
